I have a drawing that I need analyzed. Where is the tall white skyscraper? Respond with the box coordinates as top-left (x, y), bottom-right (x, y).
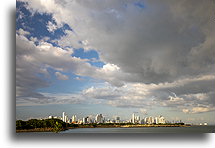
top-left (62, 112), bottom-right (68, 123)
top-left (155, 117), bottom-right (159, 124)
top-left (62, 112), bottom-right (66, 122)
top-left (132, 113), bottom-right (135, 124)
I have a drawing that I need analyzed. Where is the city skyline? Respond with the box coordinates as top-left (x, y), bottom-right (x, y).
top-left (16, 0), bottom-right (215, 125)
top-left (17, 110), bottom-right (210, 125)
top-left (39, 112), bottom-right (171, 124)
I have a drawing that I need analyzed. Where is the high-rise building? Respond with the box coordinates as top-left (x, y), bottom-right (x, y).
top-left (65, 115), bottom-right (68, 123)
top-left (144, 117), bottom-right (149, 124)
top-left (155, 117), bottom-right (159, 124)
top-left (62, 112), bottom-right (66, 122)
top-left (135, 116), bottom-right (140, 124)
top-left (62, 112), bottom-right (69, 123)
top-left (87, 117), bottom-right (91, 123)
top-left (82, 116), bottom-right (90, 124)
top-left (132, 113), bottom-right (135, 124)
top-left (72, 115), bottom-right (77, 123)
top-left (158, 115), bottom-right (165, 124)
top-left (95, 114), bottom-right (103, 123)
top-left (83, 117), bottom-right (87, 124)
top-left (144, 116), bottom-right (166, 124)
top-left (148, 116), bottom-right (154, 124)
top-left (116, 117), bottom-right (120, 123)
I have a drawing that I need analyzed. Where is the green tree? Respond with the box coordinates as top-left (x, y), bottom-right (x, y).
top-left (53, 121), bottom-right (63, 133)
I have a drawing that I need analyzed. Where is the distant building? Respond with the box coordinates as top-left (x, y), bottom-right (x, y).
top-left (72, 115), bottom-right (77, 123)
top-left (78, 119), bottom-right (83, 124)
top-left (82, 116), bottom-right (91, 124)
top-left (144, 117), bottom-right (149, 124)
top-left (95, 114), bottom-right (104, 123)
top-left (140, 119), bottom-right (145, 124)
top-left (148, 116), bottom-right (154, 124)
top-left (65, 115), bottom-right (68, 123)
top-left (116, 117), bottom-right (120, 123)
top-left (83, 117), bottom-right (88, 124)
top-left (48, 115), bottom-right (53, 119)
top-left (144, 116), bottom-right (154, 124)
top-left (157, 115), bottom-right (165, 124)
top-left (132, 113), bottom-right (136, 124)
top-left (155, 117), bottom-right (159, 124)
top-left (136, 116), bottom-right (140, 124)
top-left (62, 112), bottom-right (66, 122)
top-left (87, 117), bottom-right (92, 123)
top-left (144, 115), bottom-right (166, 124)
top-left (62, 112), bottom-right (69, 123)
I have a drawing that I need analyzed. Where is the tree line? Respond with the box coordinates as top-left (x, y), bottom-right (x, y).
top-left (16, 118), bottom-right (68, 132)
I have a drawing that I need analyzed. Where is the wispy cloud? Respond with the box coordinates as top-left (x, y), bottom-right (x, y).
top-left (55, 72), bottom-right (69, 80)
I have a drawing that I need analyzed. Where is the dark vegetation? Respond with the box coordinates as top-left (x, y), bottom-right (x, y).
top-left (16, 119), bottom-right (69, 133)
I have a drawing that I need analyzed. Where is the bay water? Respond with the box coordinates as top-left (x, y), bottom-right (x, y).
top-left (60, 126), bottom-right (215, 133)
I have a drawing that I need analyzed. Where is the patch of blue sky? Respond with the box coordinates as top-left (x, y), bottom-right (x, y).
top-left (133, 1), bottom-right (145, 9)
top-left (72, 48), bottom-right (99, 60)
top-left (36, 67), bottom-right (103, 94)
top-left (16, 1), bottom-right (72, 44)
top-left (72, 48), bottom-right (105, 68)
top-left (122, 1), bottom-right (145, 9)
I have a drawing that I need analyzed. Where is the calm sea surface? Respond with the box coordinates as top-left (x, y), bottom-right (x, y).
top-left (59, 126), bottom-right (215, 133)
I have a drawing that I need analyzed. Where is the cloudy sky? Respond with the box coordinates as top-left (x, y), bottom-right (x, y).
top-left (16, 0), bottom-right (215, 124)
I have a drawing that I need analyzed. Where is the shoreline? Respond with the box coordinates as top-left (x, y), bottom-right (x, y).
top-left (16, 128), bottom-right (54, 133)
top-left (16, 124), bottom-right (191, 133)
top-left (120, 124), bottom-right (191, 128)
top-left (16, 128), bottom-right (67, 133)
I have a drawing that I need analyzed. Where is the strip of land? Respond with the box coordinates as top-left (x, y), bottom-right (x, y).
top-left (16, 118), bottom-right (190, 133)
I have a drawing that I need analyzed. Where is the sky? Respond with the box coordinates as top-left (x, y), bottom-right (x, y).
top-left (16, 0), bottom-right (215, 124)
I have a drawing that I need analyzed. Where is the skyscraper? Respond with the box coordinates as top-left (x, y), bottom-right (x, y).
top-left (148, 116), bottom-right (154, 124)
top-left (132, 113), bottom-right (135, 124)
top-left (62, 112), bottom-right (69, 123)
top-left (65, 115), bottom-right (68, 123)
top-left (62, 112), bottom-right (66, 122)
top-left (136, 116), bottom-right (140, 124)
top-left (72, 115), bottom-right (77, 123)
top-left (116, 117), bottom-right (120, 123)
top-left (158, 115), bottom-right (165, 124)
top-left (95, 114), bottom-right (103, 123)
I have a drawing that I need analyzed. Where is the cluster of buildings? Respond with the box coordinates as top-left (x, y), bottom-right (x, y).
top-left (131, 113), bottom-right (166, 124)
top-left (49, 112), bottom-right (106, 124)
top-left (48, 112), bottom-right (170, 125)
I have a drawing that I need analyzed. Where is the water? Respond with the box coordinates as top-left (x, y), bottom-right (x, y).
top-left (60, 126), bottom-right (215, 133)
